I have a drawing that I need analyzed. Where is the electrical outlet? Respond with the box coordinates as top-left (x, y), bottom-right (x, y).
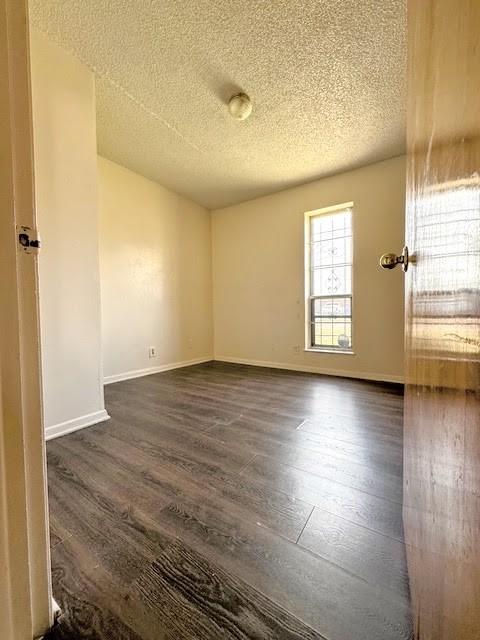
top-left (148, 346), bottom-right (157, 358)
top-left (292, 345), bottom-right (301, 354)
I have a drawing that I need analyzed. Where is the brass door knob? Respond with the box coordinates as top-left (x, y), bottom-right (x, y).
top-left (379, 246), bottom-right (409, 272)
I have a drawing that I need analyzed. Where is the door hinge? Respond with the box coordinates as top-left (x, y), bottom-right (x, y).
top-left (18, 225), bottom-right (41, 254)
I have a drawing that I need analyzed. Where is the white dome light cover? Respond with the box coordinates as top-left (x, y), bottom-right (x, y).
top-left (228, 93), bottom-right (252, 120)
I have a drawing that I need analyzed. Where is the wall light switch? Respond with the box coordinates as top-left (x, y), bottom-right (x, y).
top-left (149, 346), bottom-right (157, 358)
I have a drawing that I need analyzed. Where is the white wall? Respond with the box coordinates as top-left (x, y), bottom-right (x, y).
top-left (212, 156), bottom-right (406, 382)
top-left (98, 157), bottom-right (213, 383)
top-left (30, 31), bottom-right (108, 438)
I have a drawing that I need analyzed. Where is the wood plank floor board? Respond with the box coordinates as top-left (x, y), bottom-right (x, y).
top-left (257, 434), bottom-right (403, 481)
top-left (100, 400), bottom-right (253, 470)
top-left (291, 428), bottom-right (403, 468)
top-left (207, 419), bottom-right (404, 466)
top-left (298, 415), bottom-right (403, 444)
top-left (157, 500), bottom-right (412, 640)
top-left (47, 362), bottom-right (411, 640)
top-left (69, 420), bottom-right (314, 542)
top-left (46, 534), bottom-right (146, 640)
top-left (124, 362), bottom-right (403, 415)
top-left (206, 421), bottom-right (403, 503)
top-left (207, 421), bottom-right (403, 477)
top-left (47, 451), bottom-right (170, 586)
top-left (224, 406), bottom-right (308, 430)
top-left (297, 507), bottom-right (410, 601)
top-left (186, 384), bottom-right (403, 431)
top-left (239, 455), bottom-right (405, 541)
top-left (106, 393), bottom-right (224, 432)
top-left (49, 526), bottom-right (327, 640)
top-left (241, 399), bottom-right (404, 427)
top-left (121, 374), bottom-right (266, 409)
top-left (265, 448), bottom-right (403, 504)
top-left (208, 420), bottom-right (403, 480)
top-left (206, 363), bottom-right (403, 402)
top-left (208, 424), bottom-right (403, 503)
top-left (108, 379), bottom-right (254, 428)
top-left (126, 539), bottom-right (327, 640)
top-left (207, 411), bottom-right (404, 452)
top-left (52, 418), bottom-right (308, 547)
top-left (51, 435), bottom-right (174, 521)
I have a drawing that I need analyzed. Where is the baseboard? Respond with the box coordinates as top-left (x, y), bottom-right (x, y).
top-left (45, 409), bottom-right (110, 441)
top-left (214, 355), bottom-right (404, 384)
top-left (103, 356), bottom-right (214, 385)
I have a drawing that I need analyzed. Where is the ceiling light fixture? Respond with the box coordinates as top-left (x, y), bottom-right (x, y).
top-left (228, 93), bottom-right (252, 121)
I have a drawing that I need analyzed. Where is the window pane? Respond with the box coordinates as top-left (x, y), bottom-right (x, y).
top-left (312, 318), bottom-right (352, 349)
top-left (312, 266), bottom-right (352, 296)
top-left (311, 235), bottom-right (352, 267)
top-left (312, 296), bottom-right (351, 319)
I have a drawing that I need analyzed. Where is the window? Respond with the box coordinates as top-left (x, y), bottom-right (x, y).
top-left (305, 203), bottom-right (353, 351)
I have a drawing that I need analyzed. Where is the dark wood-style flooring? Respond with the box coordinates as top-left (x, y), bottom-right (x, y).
top-left (46, 361), bottom-right (412, 640)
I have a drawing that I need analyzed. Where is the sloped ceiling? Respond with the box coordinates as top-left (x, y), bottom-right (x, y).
top-left (29, 0), bottom-right (406, 209)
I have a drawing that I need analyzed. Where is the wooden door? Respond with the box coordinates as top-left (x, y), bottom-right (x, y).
top-left (404, 1), bottom-right (480, 638)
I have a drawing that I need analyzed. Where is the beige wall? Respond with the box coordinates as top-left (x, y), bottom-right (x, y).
top-left (30, 31), bottom-right (108, 437)
top-left (98, 157), bottom-right (213, 382)
top-left (212, 156), bottom-right (406, 382)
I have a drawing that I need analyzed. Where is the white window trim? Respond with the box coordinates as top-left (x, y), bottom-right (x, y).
top-left (304, 201), bottom-right (355, 354)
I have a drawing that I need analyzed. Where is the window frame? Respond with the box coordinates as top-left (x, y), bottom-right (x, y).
top-left (304, 202), bottom-right (354, 354)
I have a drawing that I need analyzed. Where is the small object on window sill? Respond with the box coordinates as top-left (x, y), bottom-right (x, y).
top-left (337, 334), bottom-right (350, 348)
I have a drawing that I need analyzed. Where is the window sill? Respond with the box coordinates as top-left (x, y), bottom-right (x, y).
top-left (304, 348), bottom-right (355, 355)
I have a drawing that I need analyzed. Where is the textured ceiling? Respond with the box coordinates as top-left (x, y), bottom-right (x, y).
top-left (29, 0), bottom-right (406, 209)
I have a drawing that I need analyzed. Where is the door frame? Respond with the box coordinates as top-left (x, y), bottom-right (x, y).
top-left (0, 0), bottom-right (52, 638)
